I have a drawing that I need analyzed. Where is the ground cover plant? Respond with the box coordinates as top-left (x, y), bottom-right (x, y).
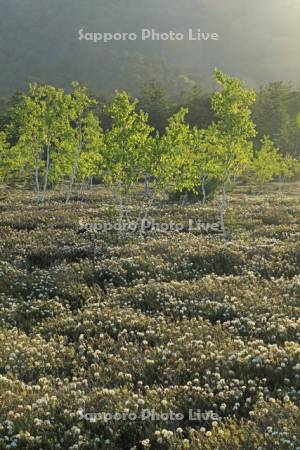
top-left (0, 182), bottom-right (299, 450)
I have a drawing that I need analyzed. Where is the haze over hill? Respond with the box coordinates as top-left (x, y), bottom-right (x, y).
top-left (0, 0), bottom-right (299, 95)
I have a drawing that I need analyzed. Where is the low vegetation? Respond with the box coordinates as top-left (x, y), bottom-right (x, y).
top-left (0, 184), bottom-right (299, 449)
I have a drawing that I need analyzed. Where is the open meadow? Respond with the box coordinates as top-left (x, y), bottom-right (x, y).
top-left (0, 183), bottom-right (299, 449)
top-left (1, 1), bottom-right (300, 448)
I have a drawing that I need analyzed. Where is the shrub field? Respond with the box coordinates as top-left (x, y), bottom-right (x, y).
top-left (0, 185), bottom-right (299, 449)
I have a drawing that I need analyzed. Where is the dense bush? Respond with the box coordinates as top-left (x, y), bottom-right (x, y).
top-left (169, 179), bottom-right (221, 204)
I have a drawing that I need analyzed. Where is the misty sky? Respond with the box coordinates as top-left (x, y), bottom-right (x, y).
top-left (0, 0), bottom-right (299, 94)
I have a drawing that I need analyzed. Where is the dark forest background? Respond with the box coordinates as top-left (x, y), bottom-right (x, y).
top-left (0, 0), bottom-right (300, 156)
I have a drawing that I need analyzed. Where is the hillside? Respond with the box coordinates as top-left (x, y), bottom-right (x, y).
top-left (0, 0), bottom-right (300, 95)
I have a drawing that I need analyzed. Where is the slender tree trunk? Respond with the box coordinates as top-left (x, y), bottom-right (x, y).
top-left (35, 166), bottom-right (41, 202)
top-left (40, 141), bottom-right (51, 202)
top-left (201, 178), bottom-right (206, 205)
top-left (141, 188), bottom-right (156, 235)
top-left (66, 122), bottom-right (82, 203)
top-left (117, 187), bottom-right (126, 236)
top-left (220, 181), bottom-right (226, 234)
top-left (181, 191), bottom-right (188, 206)
top-left (144, 174), bottom-right (150, 196)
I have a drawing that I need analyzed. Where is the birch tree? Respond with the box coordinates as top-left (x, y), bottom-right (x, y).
top-left (208, 70), bottom-right (257, 232)
top-left (191, 127), bottom-right (218, 205)
top-left (7, 84), bottom-right (71, 201)
top-left (252, 136), bottom-right (281, 190)
top-left (0, 132), bottom-right (9, 183)
top-left (65, 82), bottom-right (97, 203)
top-left (153, 108), bottom-right (195, 198)
top-left (103, 91), bottom-right (154, 221)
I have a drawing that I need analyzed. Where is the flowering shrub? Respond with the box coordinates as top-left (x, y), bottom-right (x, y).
top-left (0, 187), bottom-right (299, 449)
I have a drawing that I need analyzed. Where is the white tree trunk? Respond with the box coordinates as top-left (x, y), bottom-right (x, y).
top-left (220, 181), bottom-right (226, 233)
top-left (66, 122), bottom-right (82, 203)
top-left (201, 178), bottom-right (206, 205)
top-left (181, 191), bottom-right (188, 206)
top-left (35, 166), bottom-right (41, 202)
top-left (40, 141), bottom-right (50, 202)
